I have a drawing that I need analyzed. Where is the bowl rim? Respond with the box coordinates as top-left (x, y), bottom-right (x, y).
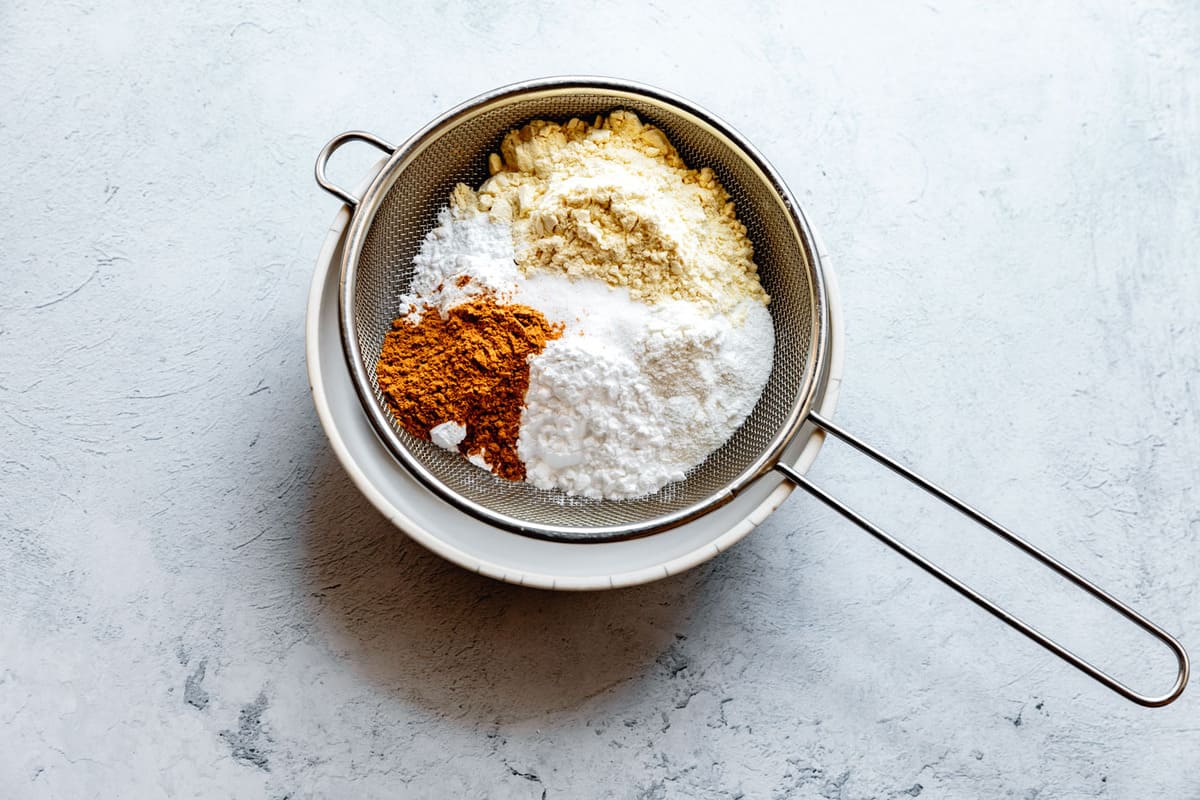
top-left (305, 162), bottom-right (845, 589)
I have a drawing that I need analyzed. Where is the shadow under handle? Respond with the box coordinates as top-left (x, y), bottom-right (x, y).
top-left (774, 410), bottom-right (1190, 708)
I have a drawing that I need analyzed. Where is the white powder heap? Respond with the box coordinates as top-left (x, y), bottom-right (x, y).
top-left (519, 296), bottom-right (772, 499)
top-left (399, 204), bottom-right (518, 318)
top-left (402, 205), bottom-right (774, 499)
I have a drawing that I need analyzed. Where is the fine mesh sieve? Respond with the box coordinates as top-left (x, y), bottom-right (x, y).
top-left (316, 77), bottom-right (1187, 707)
top-left (318, 79), bottom-right (829, 542)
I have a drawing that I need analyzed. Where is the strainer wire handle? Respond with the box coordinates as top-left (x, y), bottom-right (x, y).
top-left (775, 411), bottom-right (1189, 708)
top-left (315, 130), bottom-right (397, 206)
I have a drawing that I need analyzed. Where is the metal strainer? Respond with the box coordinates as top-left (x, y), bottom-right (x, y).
top-left (315, 77), bottom-right (1187, 706)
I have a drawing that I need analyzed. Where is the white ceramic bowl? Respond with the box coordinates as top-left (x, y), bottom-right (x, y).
top-left (305, 177), bottom-right (845, 590)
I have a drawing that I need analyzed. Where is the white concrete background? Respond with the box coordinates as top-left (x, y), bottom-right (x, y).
top-left (2, 1), bottom-right (1198, 797)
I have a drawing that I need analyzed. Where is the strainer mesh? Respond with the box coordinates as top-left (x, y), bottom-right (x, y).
top-left (351, 89), bottom-right (816, 533)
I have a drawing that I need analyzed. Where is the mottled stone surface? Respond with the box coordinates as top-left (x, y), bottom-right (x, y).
top-left (2, 2), bottom-right (1198, 797)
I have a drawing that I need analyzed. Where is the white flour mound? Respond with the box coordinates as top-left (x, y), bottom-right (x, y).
top-left (518, 297), bottom-right (772, 499)
top-left (399, 206), bottom-right (519, 319)
top-left (402, 203), bottom-right (774, 500)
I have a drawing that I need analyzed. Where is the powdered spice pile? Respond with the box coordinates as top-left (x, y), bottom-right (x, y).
top-left (375, 294), bottom-right (563, 480)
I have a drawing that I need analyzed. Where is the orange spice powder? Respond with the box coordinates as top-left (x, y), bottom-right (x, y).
top-left (375, 294), bottom-right (563, 480)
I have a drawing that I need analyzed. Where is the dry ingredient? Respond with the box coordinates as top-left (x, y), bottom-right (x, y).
top-left (377, 110), bottom-right (775, 500)
top-left (519, 294), bottom-right (772, 498)
top-left (457, 111), bottom-right (768, 309)
top-left (376, 293), bottom-right (562, 481)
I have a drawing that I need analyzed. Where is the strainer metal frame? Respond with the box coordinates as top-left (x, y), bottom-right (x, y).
top-left (315, 76), bottom-right (1188, 707)
top-left (319, 77), bottom-right (831, 542)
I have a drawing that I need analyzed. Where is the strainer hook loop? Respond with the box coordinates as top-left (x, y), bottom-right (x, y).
top-left (315, 130), bottom-right (396, 206)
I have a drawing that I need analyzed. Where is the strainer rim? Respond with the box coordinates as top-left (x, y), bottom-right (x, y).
top-left (336, 75), bottom-right (830, 541)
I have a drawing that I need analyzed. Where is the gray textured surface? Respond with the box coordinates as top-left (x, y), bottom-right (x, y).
top-left (2, 1), bottom-right (1198, 797)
